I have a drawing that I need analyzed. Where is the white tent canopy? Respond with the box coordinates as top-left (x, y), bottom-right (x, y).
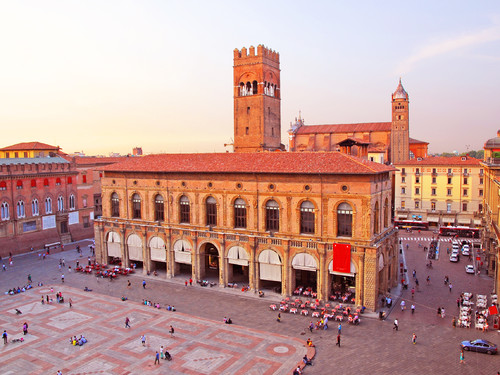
top-left (292, 253), bottom-right (317, 271)
top-left (174, 239), bottom-right (192, 264)
top-left (258, 249), bottom-right (281, 282)
top-left (227, 246), bottom-right (249, 266)
top-left (328, 260), bottom-right (356, 276)
top-left (127, 234), bottom-right (143, 261)
top-left (106, 231), bottom-right (121, 258)
top-left (149, 236), bottom-right (166, 262)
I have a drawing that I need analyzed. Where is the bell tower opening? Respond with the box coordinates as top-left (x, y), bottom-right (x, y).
top-left (233, 45), bottom-right (281, 152)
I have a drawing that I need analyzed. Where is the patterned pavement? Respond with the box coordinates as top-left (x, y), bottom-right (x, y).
top-left (0, 285), bottom-right (305, 375)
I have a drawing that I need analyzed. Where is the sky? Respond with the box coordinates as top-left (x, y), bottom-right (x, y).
top-left (0, 1), bottom-right (499, 156)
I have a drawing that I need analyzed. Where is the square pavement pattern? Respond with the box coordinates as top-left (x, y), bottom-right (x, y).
top-left (0, 286), bottom-right (305, 374)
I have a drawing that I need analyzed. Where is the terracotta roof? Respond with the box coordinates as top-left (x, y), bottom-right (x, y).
top-left (409, 137), bottom-right (429, 145)
top-left (295, 122), bottom-right (391, 135)
top-left (395, 156), bottom-right (481, 166)
top-left (101, 152), bottom-right (395, 175)
top-left (61, 156), bottom-right (129, 166)
top-left (0, 142), bottom-right (60, 151)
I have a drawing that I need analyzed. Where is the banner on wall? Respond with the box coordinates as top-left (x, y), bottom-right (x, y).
top-left (332, 243), bottom-right (351, 274)
top-left (68, 211), bottom-right (79, 225)
top-left (42, 215), bottom-right (56, 230)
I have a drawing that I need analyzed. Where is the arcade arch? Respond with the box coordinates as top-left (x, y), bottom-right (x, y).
top-left (258, 249), bottom-right (282, 293)
top-left (291, 253), bottom-right (318, 295)
top-left (226, 246), bottom-right (249, 285)
top-left (173, 239), bottom-right (192, 277)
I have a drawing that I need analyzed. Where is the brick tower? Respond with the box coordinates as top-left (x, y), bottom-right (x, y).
top-left (390, 79), bottom-right (410, 163)
top-left (233, 45), bottom-right (281, 152)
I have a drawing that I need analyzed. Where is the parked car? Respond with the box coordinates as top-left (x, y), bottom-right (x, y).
top-left (460, 339), bottom-right (497, 354)
top-left (450, 255), bottom-right (459, 263)
top-left (465, 265), bottom-right (475, 274)
top-left (462, 247), bottom-right (470, 256)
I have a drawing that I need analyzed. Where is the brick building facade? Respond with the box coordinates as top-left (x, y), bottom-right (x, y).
top-left (95, 152), bottom-right (398, 310)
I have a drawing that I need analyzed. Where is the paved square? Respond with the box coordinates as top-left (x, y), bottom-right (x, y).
top-left (0, 286), bottom-right (305, 374)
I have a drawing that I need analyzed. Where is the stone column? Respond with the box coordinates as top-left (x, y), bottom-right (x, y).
top-left (193, 235), bottom-right (200, 280)
top-left (249, 239), bottom-right (257, 291)
top-left (142, 229), bottom-right (150, 275)
top-left (318, 246), bottom-right (326, 301)
top-left (120, 228), bottom-right (129, 268)
top-left (94, 223), bottom-right (106, 264)
top-left (363, 248), bottom-right (378, 310)
top-left (166, 230), bottom-right (173, 279)
top-left (219, 237), bottom-right (226, 287)
top-left (282, 243), bottom-right (290, 297)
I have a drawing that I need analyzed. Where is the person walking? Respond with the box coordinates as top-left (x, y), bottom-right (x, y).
top-left (336, 334), bottom-right (341, 347)
top-left (160, 345), bottom-right (164, 359)
top-left (412, 333), bottom-right (417, 344)
top-left (189, 278), bottom-right (193, 286)
top-left (28, 274), bottom-right (32, 282)
top-left (169, 325), bottom-right (175, 337)
top-left (277, 313), bottom-right (281, 322)
top-left (411, 288), bottom-right (415, 299)
top-left (2, 330), bottom-right (7, 344)
top-left (393, 319), bottom-right (399, 331)
top-left (460, 349), bottom-right (465, 364)
top-left (309, 321), bottom-right (314, 333)
top-left (411, 304), bottom-right (415, 314)
top-left (400, 300), bottom-right (405, 311)
top-left (141, 335), bottom-right (146, 346)
top-left (125, 317), bottom-right (130, 328)
top-left (142, 280), bottom-right (146, 289)
top-left (61, 274), bottom-right (65, 283)
top-left (449, 283), bottom-right (453, 293)
top-left (22, 322), bottom-right (28, 335)
top-left (127, 280), bottom-right (131, 288)
top-left (154, 351), bottom-right (160, 365)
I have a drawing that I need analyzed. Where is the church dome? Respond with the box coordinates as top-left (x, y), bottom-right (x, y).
top-left (392, 79), bottom-right (408, 100)
top-left (484, 130), bottom-right (500, 149)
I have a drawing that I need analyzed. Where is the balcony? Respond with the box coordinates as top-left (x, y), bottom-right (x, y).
top-left (431, 172), bottom-right (437, 177)
top-left (447, 172), bottom-right (453, 177)
top-left (463, 172), bottom-right (470, 177)
top-left (484, 157), bottom-right (500, 166)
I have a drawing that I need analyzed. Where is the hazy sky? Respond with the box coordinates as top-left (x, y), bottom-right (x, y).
top-left (1, 1), bottom-right (499, 156)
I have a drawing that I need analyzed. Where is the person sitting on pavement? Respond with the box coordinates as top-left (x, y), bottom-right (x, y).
top-left (303, 355), bottom-right (313, 365)
top-left (293, 366), bottom-right (302, 375)
top-left (306, 338), bottom-right (314, 347)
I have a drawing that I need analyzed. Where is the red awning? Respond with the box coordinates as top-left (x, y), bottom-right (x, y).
top-left (332, 243), bottom-right (351, 274)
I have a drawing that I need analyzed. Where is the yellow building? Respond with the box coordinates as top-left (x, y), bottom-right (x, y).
top-left (0, 142), bottom-right (62, 159)
top-left (394, 156), bottom-right (483, 227)
top-left (482, 131), bottom-right (500, 292)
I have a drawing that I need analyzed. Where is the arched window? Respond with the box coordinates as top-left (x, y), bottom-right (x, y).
top-left (16, 180), bottom-right (23, 190)
top-left (265, 200), bottom-right (279, 232)
top-left (31, 179), bottom-right (36, 188)
top-left (67, 176), bottom-right (72, 184)
top-left (300, 201), bottom-right (315, 234)
top-left (55, 177), bottom-right (61, 186)
top-left (43, 178), bottom-right (49, 187)
top-left (384, 198), bottom-right (389, 228)
top-left (154, 194), bottom-right (164, 222)
top-left (252, 80), bottom-right (258, 94)
top-left (17, 201), bottom-right (25, 218)
top-left (45, 197), bottom-right (52, 214)
top-left (337, 202), bottom-right (353, 237)
top-left (57, 196), bottom-right (64, 211)
top-left (0, 181), bottom-right (6, 191)
top-left (111, 193), bottom-right (120, 217)
top-left (32, 199), bottom-right (39, 216)
top-left (132, 193), bottom-right (141, 219)
top-left (1, 202), bottom-right (9, 220)
top-left (69, 194), bottom-right (75, 210)
top-left (179, 195), bottom-right (190, 223)
top-left (374, 201), bottom-right (380, 234)
top-left (234, 198), bottom-right (247, 228)
top-left (206, 196), bottom-right (217, 226)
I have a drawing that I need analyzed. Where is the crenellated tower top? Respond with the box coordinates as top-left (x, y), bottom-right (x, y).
top-left (233, 45), bottom-right (280, 68)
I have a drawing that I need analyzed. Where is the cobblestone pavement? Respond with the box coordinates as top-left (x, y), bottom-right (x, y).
top-left (1, 236), bottom-right (500, 374)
